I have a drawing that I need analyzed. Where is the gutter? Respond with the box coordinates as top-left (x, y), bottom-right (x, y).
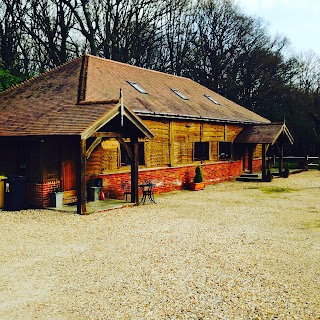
top-left (135, 110), bottom-right (270, 125)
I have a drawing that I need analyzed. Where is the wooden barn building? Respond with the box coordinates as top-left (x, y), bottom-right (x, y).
top-left (0, 54), bottom-right (292, 214)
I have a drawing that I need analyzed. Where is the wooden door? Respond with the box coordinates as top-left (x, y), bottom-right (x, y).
top-left (61, 160), bottom-right (76, 191)
top-left (242, 145), bottom-right (249, 171)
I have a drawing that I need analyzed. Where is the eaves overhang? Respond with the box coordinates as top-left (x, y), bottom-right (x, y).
top-left (135, 110), bottom-right (270, 125)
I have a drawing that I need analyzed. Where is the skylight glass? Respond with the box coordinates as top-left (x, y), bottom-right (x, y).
top-left (205, 94), bottom-right (220, 105)
top-left (127, 81), bottom-right (148, 94)
top-left (171, 88), bottom-right (189, 100)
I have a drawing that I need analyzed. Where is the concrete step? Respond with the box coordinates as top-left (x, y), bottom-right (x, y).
top-left (236, 176), bottom-right (262, 182)
top-left (236, 172), bottom-right (262, 182)
top-left (240, 173), bottom-right (260, 178)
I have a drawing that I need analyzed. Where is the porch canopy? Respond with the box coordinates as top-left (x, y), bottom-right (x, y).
top-left (234, 122), bottom-right (294, 178)
top-left (80, 101), bottom-right (154, 214)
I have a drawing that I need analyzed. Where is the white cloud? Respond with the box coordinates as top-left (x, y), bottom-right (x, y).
top-left (237, 0), bottom-right (320, 55)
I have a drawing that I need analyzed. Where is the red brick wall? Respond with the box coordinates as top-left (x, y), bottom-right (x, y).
top-left (26, 159), bottom-right (262, 206)
top-left (97, 160), bottom-right (246, 200)
top-left (252, 159), bottom-right (262, 172)
top-left (27, 180), bottom-right (60, 208)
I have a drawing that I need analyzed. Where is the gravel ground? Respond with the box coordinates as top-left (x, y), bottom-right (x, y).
top-left (0, 171), bottom-right (319, 319)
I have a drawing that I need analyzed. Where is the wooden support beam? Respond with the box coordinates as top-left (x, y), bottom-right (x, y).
top-left (77, 138), bottom-right (87, 215)
top-left (262, 143), bottom-right (267, 181)
top-left (86, 137), bottom-right (102, 160)
top-left (248, 144), bottom-right (254, 174)
top-left (278, 141), bottom-right (284, 177)
top-left (117, 137), bottom-right (132, 160)
top-left (93, 132), bottom-right (124, 138)
top-left (131, 137), bottom-right (139, 205)
top-left (169, 121), bottom-right (174, 167)
top-left (39, 138), bottom-right (47, 184)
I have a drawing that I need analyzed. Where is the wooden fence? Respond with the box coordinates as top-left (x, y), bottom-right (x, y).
top-left (271, 155), bottom-right (320, 170)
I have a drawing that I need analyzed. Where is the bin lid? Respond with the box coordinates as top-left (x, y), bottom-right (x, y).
top-left (0, 175), bottom-right (7, 180)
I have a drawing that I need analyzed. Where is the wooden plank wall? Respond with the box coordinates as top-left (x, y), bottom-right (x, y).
top-left (27, 142), bottom-right (42, 182)
top-left (253, 144), bottom-right (262, 158)
top-left (143, 119), bottom-right (170, 167)
top-left (0, 141), bottom-right (17, 175)
top-left (86, 144), bottom-right (118, 176)
top-left (172, 121), bottom-right (200, 165)
top-left (86, 119), bottom-right (249, 175)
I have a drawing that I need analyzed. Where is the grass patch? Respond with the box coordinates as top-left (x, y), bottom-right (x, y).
top-left (301, 220), bottom-right (320, 230)
top-left (262, 187), bottom-right (294, 194)
top-left (245, 186), bottom-right (259, 190)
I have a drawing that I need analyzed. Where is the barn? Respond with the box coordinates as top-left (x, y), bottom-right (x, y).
top-left (0, 54), bottom-right (292, 214)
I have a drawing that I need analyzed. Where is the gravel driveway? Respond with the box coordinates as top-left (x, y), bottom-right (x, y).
top-left (0, 171), bottom-right (319, 319)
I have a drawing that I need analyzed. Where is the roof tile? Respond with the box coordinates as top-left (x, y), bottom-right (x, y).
top-left (0, 54), bottom-right (269, 137)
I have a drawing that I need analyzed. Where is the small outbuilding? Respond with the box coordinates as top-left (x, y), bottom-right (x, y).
top-left (234, 122), bottom-right (294, 179)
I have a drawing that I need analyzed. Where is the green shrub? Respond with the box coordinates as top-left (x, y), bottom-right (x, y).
top-left (193, 165), bottom-right (203, 183)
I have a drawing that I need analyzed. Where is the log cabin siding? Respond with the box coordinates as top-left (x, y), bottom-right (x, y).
top-left (85, 120), bottom-right (253, 176)
top-left (253, 144), bottom-right (262, 158)
top-left (143, 119), bottom-right (170, 167)
top-left (226, 125), bottom-right (243, 141)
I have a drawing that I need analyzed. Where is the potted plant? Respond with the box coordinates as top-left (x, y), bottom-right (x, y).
top-left (283, 163), bottom-right (290, 178)
top-left (264, 166), bottom-right (273, 182)
top-left (190, 165), bottom-right (205, 191)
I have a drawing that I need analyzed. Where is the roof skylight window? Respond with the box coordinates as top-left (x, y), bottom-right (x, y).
top-left (127, 81), bottom-right (148, 94)
top-left (171, 88), bottom-right (189, 100)
top-left (205, 94), bottom-right (220, 105)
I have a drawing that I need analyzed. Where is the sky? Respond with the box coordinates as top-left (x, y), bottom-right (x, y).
top-left (236, 0), bottom-right (320, 56)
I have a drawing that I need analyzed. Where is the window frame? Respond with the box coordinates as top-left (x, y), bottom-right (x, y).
top-left (193, 141), bottom-right (210, 161)
top-left (218, 141), bottom-right (232, 160)
top-left (120, 142), bottom-right (145, 166)
top-left (171, 88), bottom-right (189, 100)
top-left (127, 81), bottom-right (148, 94)
top-left (204, 94), bottom-right (220, 105)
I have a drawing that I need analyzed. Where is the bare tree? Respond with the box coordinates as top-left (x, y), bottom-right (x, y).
top-left (296, 51), bottom-right (320, 93)
top-left (0, 0), bottom-right (23, 73)
top-left (157, 0), bottom-right (197, 75)
top-left (18, 0), bottom-right (79, 69)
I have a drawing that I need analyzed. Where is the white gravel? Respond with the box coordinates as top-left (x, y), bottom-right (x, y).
top-left (0, 171), bottom-right (319, 319)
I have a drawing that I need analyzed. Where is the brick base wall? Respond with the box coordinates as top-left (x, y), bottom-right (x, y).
top-left (25, 159), bottom-right (262, 207)
top-left (26, 180), bottom-right (60, 208)
top-left (252, 159), bottom-right (262, 172)
top-left (97, 160), bottom-right (248, 200)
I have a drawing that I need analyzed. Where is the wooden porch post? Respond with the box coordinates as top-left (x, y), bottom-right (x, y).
top-left (169, 121), bottom-right (174, 167)
top-left (248, 144), bottom-right (254, 173)
top-left (262, 143), bottom-right (267, 181)
top-left (77, 138), bottom-right (87, 214)
top-left (278, 141), bottom-right (284, 177)
top-left (131, 137), bottom-right (139, 205)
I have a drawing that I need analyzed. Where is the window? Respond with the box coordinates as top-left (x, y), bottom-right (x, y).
top-left (127, 81), bottom-right (148, 94)
top-left (120, 142), bottom-right (145, 166)
top-left (194, 142), bottom-right (210, 161)
top-left (171, 88), bottom-right (188, 100)
top-left (204, 94), bottom-right (220, 105)
top-left (219, 142), bottom-right (232, 160)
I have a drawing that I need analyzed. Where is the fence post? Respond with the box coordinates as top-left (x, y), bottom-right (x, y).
top-left (304, 155), bottom-right (309, 171)
top-left (318, 155), bottom-right (320, 170)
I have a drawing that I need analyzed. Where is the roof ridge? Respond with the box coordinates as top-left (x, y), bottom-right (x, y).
top-left (0, 55), bottom-right (84, 95)
top-left (85, 54), bottom-right (193, 82)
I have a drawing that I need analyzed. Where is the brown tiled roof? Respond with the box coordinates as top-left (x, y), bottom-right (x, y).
top-left (85, 55), bottom-right (270, 124)
top-left (234, 123), bottom-right (294, 145)
top-left (0, 54), bottom-right (269, 137)
top-left (0, 56), bottom-right (112, 136)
